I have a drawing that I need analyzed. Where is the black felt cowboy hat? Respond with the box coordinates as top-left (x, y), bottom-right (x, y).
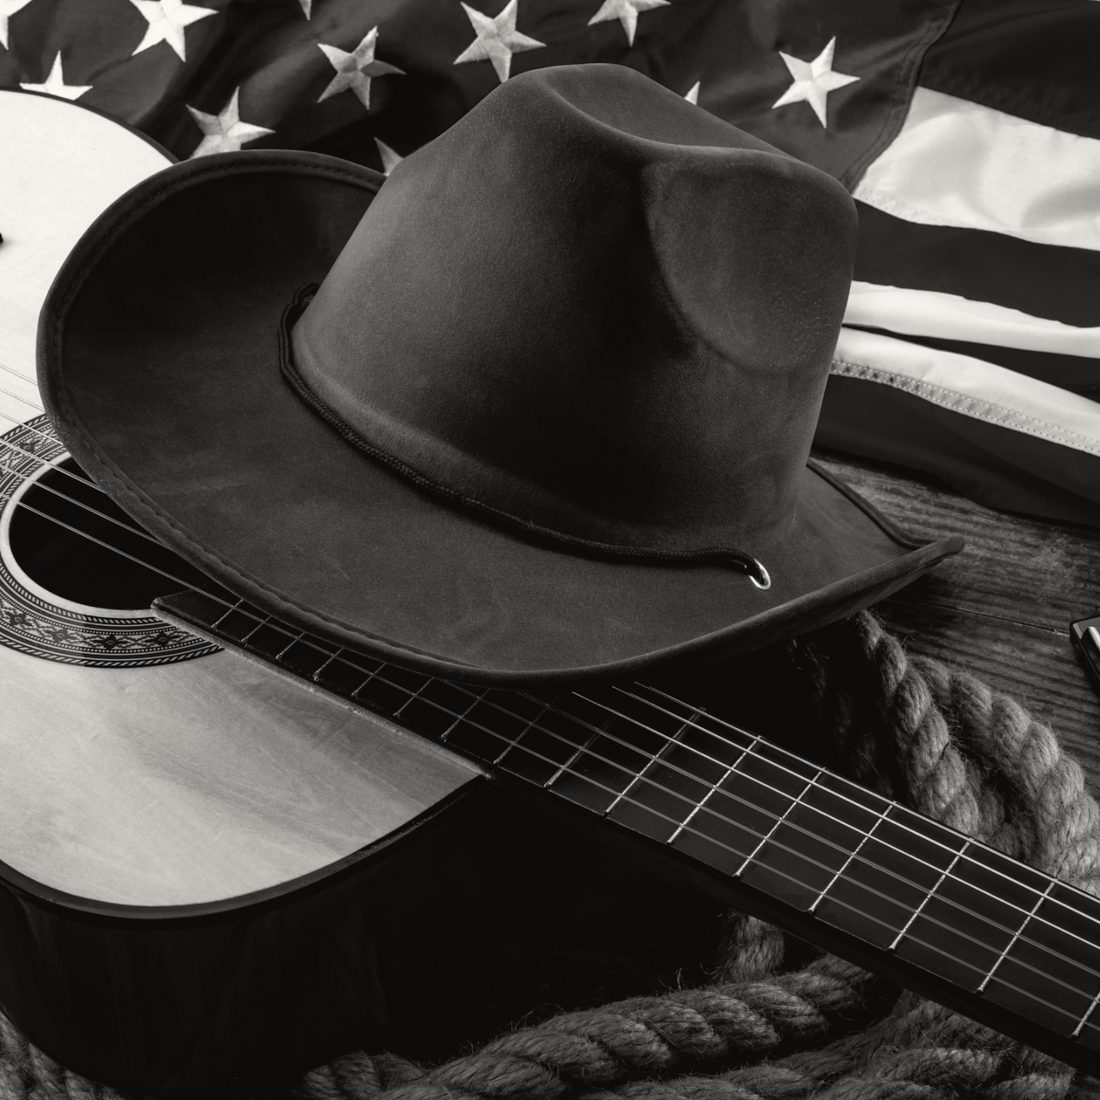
top-left (39, 64), bottom-right (961, 685)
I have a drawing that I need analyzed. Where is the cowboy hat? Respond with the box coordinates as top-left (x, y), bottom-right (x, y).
top-left (39, 64), bottom-right (961, 685)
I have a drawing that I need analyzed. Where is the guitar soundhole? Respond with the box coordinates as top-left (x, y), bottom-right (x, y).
top-left (0, 415), bottom-right (219, 666)
top-left (7, 457), bottom-right (209, 611)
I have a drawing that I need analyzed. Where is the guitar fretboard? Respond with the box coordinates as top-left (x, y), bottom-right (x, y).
top-left (156, 586), bottom-right (1100, 1074)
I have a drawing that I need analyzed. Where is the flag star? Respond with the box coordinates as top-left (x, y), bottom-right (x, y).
top-left (454, 0), bottom-right (545, 84)
top-left (318, 27), bottom-right (404, 110)
top-left (0, 0), bottom-right (34, 50)
top-left (684, 80), bottom-right (700, 105)
top-left (19, 52), bottom-right (92, 100)
top-left (587, 0), bottom-right (668, 47)
top-left (186, 88), bottom-right (274, 157)
top-left (129, 0), bottom-right (217, 62)
top-left (772, 37), bottom-right (858, 128)
top-left (374, 137), bottom-right (403, 174)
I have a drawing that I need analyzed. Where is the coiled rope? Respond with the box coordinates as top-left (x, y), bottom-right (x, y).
top-left (2, 612), bottom-right (1098, 1100)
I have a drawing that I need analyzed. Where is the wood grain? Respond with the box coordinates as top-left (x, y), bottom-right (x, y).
top-left (814, 450), bottom-right (1100, 783)
top-left (0, 643), bottom-right (479, 907)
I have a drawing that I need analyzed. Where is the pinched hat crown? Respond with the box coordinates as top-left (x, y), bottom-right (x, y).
top-left (42, 64), bottom-right (961, 683)
top-left (287, 65), bottom-right (857, 571)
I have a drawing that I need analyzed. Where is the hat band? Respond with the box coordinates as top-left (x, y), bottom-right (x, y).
top-left (279, 286), bottom-right (771, 590)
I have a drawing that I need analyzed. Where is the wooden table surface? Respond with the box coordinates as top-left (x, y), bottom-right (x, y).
top-left (813, 449), bottom-right (1100, 787)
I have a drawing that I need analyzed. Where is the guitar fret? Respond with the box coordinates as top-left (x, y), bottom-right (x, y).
top-left (890, 839), bottom-right (970, 952)
top-left (736, 765), bottom-right (824, 878)
top-left (979, 879), bottom-right (1055, 994)
top-left (668, 717), bottom-right (751, 844)
top-left (353, 668), bottom-right (415, 715)
top-left (604, 716), bottom-right (713, 840)
top-left (530, 692), bottom-right (651, 811)
top-left (314, 647), bottom-right (380, 697)
top-left (604, 749), bottom-right (654, 818)
top-left (449, 691), bottom-right (553, 774)
top-left (981, 884), bottom-right (1100, 1042)
top-left (406, 679), bottom-right (483, 740)
top-left (341, 671), bottom-right (1100, 1042)
top-left (543, 725), bottom-right (603, 789)
top-left (808, 802), bottom-right (889, 914)
top-left (1074, 987), bottom-right (1100, 1040)
top-left (137, 587), bottom-right (1100, 1076)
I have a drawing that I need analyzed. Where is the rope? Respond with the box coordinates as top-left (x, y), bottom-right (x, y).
top-left (1, 611), bottom-right (1097, 1100)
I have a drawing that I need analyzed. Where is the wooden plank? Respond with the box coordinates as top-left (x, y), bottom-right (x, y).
top-left (814, 450), bottom-right (1100, 787)
top-left (815, 453), bottom-right (1100, 632)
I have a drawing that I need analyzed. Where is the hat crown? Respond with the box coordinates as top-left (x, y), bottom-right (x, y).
top-left (290, 65), bottom-right (857, 553)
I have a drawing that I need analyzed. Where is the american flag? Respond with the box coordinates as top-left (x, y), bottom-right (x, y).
top-left (2, 0), bottom-right (1097, 526)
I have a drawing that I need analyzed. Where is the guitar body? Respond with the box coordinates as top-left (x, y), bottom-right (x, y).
top-left (0, 89), bottom-right (497, 1090)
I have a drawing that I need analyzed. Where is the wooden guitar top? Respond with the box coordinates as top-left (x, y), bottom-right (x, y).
top-left (0, 641), bottom-right (479, 907)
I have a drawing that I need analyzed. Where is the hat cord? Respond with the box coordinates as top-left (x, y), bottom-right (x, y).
top-left (279, 287), bottom-right (771, 591)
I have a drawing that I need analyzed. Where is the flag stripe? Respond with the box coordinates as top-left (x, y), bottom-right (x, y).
top-left (846, 328), bottom-right (1100, 397)
top-left (853, 87), bottom-right (1100, 252)
top-left (832, 327), bottom-right (1100, 454)
top-left (818, 371), bottom-right (1100, 528)
top-left (855, 202), bottom-right (1100, 328)
top-left (820, 327), bottom-right (1100, 526)
top-left (845, 281), bottom-right (1100, 358)
top-left (918, 0), bottom-right (1100, 140)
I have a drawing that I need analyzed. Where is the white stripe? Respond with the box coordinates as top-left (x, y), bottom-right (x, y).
top-left (853, 87), bottom-right (1100, 252)
top-left (845, 281), bottom-right (1100, 358)
top-left (832, 327), bottom-right (1100, 457)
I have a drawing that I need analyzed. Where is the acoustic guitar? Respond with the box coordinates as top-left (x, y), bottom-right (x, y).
top-left (3, 88), bottom-right (1100, 1094)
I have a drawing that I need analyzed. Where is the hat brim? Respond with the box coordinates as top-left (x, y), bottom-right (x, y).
top-left (40, 152), bottom-right (962, 686)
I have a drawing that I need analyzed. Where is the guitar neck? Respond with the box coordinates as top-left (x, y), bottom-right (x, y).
top-left (157, 586), bottom-right (1100, 1076)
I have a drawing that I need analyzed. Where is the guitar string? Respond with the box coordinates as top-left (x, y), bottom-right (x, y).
top-left (0, 391), bottom-right (1091, 1007)
top-left (3, 411), bottom-right (1100, 1004)
top-left (3, 400), bottom-right (1100, 983)
top-left (377, 676), bottom-right (1100, 1035)
top-left (7, 489), bottom-right (1100, 1025)
top-left (521, 675), bottom-right (1100, 981)
top-left (0, 407), bottom-right (223, 563)
top-left (534, 682), bottom-right (1100, 985)
top-left (0, 360), bottom-right (33, 386)
top-left (0, 399), bottom-right (1083, 925)
top-left (3, 409), bottom-right (1100, 989)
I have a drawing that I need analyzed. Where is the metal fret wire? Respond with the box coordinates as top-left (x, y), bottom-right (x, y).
top-left (523, 682), bottom-right (1100, 1002)
top-left (4, 389), bottom-right (1100, 1025)
top-left (400, 676), bottom-right (1100, 1036)
top-left (979, 879), bottom-right (1057, 996)
top-left (551, 680), bottom-right (1100, 971)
